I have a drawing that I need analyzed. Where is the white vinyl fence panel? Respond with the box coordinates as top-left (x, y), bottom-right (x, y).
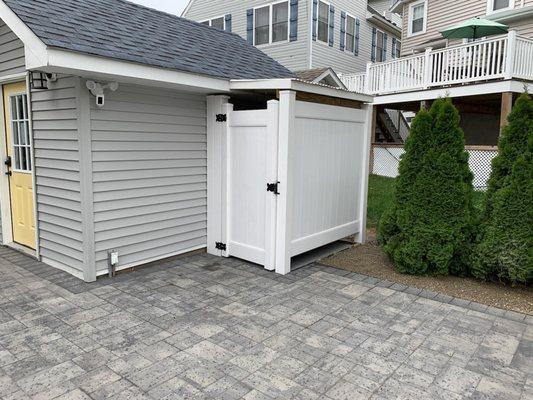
top-left (289, 101), bottom-right (368, 257)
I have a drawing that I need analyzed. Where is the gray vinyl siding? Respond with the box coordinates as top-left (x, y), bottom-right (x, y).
top-left (90, 84), bottom-right (207, 274)
top-left (0, 19), bottom-right (25, 78)
top-left (311, 0), bottom-right (401, 73)
top-left (31, 76), bottom-right (85, 274)
top-left (184, 0), bottom-right (310, 71)
top-left (401, 0), bottom-right (533, 55)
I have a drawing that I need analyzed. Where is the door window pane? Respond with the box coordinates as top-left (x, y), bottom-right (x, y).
top-left (317, 1), bottom-right (329, 43)
top-left (272, 2), bottom-right (288, 43)
top-left (10, 94), bottom-right (31, 172)
top-left (346, 15), bottom-right (355, 52)
top-left (255, 6), bottom-right (270, 45)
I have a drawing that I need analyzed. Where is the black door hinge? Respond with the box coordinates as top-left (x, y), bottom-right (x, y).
top-left (215, 242), bottom-right (227, 251)
top-left (267, 181), bottom-right (280, 195)
top-left (216, 114), bottom-right (227, 122)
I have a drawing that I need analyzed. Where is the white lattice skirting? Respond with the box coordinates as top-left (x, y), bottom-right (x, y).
top-left (372, 146), bottom-right (498, 190)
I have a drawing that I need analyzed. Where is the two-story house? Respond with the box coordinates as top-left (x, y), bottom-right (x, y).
top-left (182, 0), bottom-right (402, 78)
top-left (342, 0), bottom-right (533, 189)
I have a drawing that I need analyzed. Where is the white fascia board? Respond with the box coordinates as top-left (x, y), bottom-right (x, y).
top-left (0, 0), bottom-right (48, 67)
top-left (230, 79), bottom-right (373, 103)
top-left (31, 48), bottom-right (230, 93)
top-left (372, 80), bottom-right (529, 105)
top-left (366, 14), bottom-right (402, 36)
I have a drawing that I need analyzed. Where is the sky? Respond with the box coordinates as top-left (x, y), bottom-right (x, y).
top-left (128, 0), bottom-right (189, 16)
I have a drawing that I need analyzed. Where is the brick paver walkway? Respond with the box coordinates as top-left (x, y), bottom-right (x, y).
top-left (0, 246), bottom-right (531, 400)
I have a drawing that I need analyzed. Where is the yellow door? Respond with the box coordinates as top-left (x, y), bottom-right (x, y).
top-left (3, 81), bottom-right (35, 249)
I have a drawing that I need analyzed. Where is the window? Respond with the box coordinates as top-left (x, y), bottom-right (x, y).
top-left (345, 14), bottom-right (356, 53)
top-left (488, 0), bottom-right (514, 12)
top-left (317, 1), bottom-right (330, 43)
top-left (254, 1), bottom-right (289, 46)
top-left (408, 0), bottom-right (426, 36)
top-left (272, 2), bottom-right (289, 42)
top-left (10, 94), bottom-right (31, 172)
top-left (376, 30), bottom-right (385, 62)
top-left (200, 16), bottom-right (225, 30)
top-left (393, 39), bottom-right (401, 58)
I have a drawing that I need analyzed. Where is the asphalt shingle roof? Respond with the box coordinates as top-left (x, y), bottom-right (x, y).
top-left (4, 0), bottom-right (295, 80)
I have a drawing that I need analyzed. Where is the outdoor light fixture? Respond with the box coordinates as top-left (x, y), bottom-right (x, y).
top-left (29, 71), bottom-right (57, 90)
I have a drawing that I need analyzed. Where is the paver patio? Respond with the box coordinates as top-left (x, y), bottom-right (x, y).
top-left (0, 245), bottom-right (531, 400)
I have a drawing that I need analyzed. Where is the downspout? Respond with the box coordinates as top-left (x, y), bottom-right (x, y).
top-left (308, 0), bottom-right (313, 69)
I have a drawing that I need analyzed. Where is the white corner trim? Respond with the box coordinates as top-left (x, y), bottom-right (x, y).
top-left (30, 49), bottom-right (230, 92)
top-left (230, 79), bottom-right (373, 102)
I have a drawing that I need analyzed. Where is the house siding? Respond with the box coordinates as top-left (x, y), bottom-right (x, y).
top-left (90, 84), bottom-right (208, 274)
top-left (31, 76), bottom-right (85, 275)
top-left (183, 0), bottom-right (310, 71)
top-left (311, 0), bottom-right (401, 73)
top-left (0, 19), bottom-right (25, 78)
top-left (401, 0), bottom-right (533, 55)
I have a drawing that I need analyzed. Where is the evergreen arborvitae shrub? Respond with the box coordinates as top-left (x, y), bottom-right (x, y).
top-left (473, 93), bottom-right (533, 284)
top-left (378, 98), bottom-right (476, 276)
top-left (483, 93), bottom-right (533, 220)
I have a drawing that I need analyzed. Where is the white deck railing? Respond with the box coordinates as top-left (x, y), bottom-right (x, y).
top-left (341, 31), bottom-right (533, 95)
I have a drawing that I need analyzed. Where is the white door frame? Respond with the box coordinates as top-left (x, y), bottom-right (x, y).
top-left (0, 72), bottom-right (39, 257)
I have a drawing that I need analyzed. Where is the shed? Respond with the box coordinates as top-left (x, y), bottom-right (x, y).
top-left (0, 0), bottom-right (372, 281)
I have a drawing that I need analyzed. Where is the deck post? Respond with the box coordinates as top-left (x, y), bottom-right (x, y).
top-left (364, 62), bottom-right (372, 94)
top-left (423, 47), bottom-right (433, 89)
top-left (500, 92), bottom-right (514, 134)
top-left (505, 30), bottom-right (517, 80)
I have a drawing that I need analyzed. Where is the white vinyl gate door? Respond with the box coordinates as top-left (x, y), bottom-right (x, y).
top-left (225, 101), bottom-right (279, 270)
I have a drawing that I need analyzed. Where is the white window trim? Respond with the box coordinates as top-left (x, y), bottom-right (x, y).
top-left (343, 12), bottom-right (357, 53)
top-left (486, 0), bottom-right (515, 14)
top-left (316, 0), bottom-right (331, 45)
top-left (253, 0), bottom-right (290, 47)
top-left (199, 15), bottom-right (226, 30)
top-left (407, 0), bottom-right (427, 37)
top-left (8, 93), bottom-right (32, 174)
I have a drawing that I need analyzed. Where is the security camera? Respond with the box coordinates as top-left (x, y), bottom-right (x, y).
top-left (86, 80), bottom-right (119, 108)
top-left (96, 95), bottom-right (105, 107)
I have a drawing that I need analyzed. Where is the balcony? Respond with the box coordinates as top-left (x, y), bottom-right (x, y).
top-left (340, 31), bottom-right (533, 96)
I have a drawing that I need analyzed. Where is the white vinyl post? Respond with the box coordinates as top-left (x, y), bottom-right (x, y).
top-left (206, 95), bottom-right (230, 257)
top-left (275, 90), bottom-right (296, 275)
top-left (357, 103), bottom-right (374, 244)
top-left (265, 99), bottom-right (279, 271)
top-left (505, 30), bottom-right (517, 80)
top-left (364, 61), bottom-right (372, 94)
top-left (423, 47), bottom-right (433, 89)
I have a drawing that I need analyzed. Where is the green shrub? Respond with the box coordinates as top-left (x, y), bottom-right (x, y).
top-left (483, 93), bottom-right (533, 220)
top-left (473, 93), bottom-right (533, 284)
top-left (378, 98), bottom-right (476, 276)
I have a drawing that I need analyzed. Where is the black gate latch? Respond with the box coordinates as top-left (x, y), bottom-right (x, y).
top-left (215, 242), bottom-right (226, 251)
top-left (267, 182), bottom-right (280, 195)
top-left (216, 114), bottom-right (227, 122)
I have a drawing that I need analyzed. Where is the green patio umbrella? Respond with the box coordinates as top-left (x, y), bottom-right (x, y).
top-left (440, 17), bottom-right (508, 39)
